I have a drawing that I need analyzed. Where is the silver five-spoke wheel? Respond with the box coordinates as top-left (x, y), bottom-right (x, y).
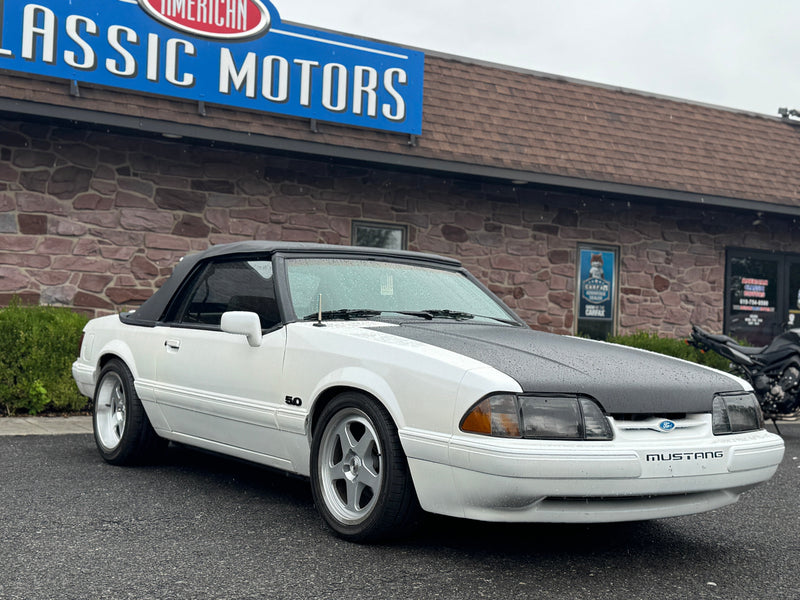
top-left (92, 359), bottom-right (165, 465)
top-left (95, 371), bottom-right (127, 451)
top-left (317, 407), bottom-right (384, 524)
top-left (310, 392), bottom-right (419, 542)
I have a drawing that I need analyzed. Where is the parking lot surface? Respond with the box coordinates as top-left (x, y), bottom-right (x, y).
top-left (0, 422), bottom-right (797, 600)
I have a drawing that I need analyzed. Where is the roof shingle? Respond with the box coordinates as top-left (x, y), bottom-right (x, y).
top-left (1, 51), bottom-right (799, 210)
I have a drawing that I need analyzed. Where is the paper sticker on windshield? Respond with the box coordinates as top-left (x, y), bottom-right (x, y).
top-left (381, 275), bottom-right (394, 296)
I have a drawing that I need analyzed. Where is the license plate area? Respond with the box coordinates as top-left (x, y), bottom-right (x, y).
top-left (639, 449), bottom-right (727, 477)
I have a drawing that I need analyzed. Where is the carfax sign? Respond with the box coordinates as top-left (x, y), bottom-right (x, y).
top-left (0, 0), bottom-right (425, 134)
top-left (578, 247), bottom-right (616, 321)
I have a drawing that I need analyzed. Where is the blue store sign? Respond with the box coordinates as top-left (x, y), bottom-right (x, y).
top-left (578, 248), bottom-right (616, 321)
top-left (0, 0), bottom-right (425, 134)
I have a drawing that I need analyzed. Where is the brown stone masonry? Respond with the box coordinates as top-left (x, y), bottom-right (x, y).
top-left (0, 119), bottom-right (798, 336)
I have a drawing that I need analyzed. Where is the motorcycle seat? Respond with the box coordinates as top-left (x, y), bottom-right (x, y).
top-left (731, 343), bottom-right (768, 355)
top-left (703, 331), bottom-right (736, 344)
top-left (692, 326), bottom-right (767, 354)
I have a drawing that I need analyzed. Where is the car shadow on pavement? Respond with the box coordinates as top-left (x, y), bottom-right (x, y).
top-left (156, 441), bottom-right (315, 506)
top-left (409, 513), bottom-right (708, 556)
top-left (149, 441), bottom-right (729, 560)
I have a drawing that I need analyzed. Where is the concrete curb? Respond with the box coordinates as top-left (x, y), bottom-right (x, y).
top-left (0, 416), bottom-right (93, 436)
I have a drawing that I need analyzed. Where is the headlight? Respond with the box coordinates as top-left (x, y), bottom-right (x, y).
top-left (460, 393), bottom-right (613, 440)
top-left (712, 392), bottom-right (764, 435)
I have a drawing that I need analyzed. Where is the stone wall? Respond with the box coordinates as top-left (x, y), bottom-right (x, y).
top-left (0, 118), bottom-right (797, 336)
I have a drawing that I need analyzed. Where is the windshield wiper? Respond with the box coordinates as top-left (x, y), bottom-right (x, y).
top-left (301, 309), bottom-right (435, 321)
top-left (389, 310), bottom-right (434, 320)
top-left (423, 309), bottom-right (474, 320)
top-left (301, 308), bottom-right (516, 325)
top-left (422, 309), bottom-right (520, 326)
top-left (302, 309), bottom-right (381, 321)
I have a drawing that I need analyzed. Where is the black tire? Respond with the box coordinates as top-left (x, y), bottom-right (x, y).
top-left (92, 358), bottom-right (166, 465)
top-left (310, 392), bottom-right (420, 542)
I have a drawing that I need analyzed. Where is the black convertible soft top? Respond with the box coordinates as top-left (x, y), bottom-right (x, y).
top-left (120, 241), bottom-right (460, 326)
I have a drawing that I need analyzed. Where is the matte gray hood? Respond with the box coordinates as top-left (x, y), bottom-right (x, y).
top-left (377, 323), bottom-right (745, 414)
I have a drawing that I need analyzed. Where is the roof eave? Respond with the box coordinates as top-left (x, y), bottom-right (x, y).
top-left (2, 97), bottom-right (798, 218)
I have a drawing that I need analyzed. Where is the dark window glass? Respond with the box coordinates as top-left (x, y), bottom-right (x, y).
top-left (178, 259), bottom-right (280, 329)
top-left (352, 221), bottom-right (407, 250)
top-left (728, 257), bottom-right (778, 315)
top-left (788, 262), bottom-right (800, 329)
top-left (727, 255), bottom-right (779, 345)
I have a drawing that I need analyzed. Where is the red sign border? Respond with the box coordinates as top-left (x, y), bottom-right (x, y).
top-left (137, 0), bottom-right (271, 40)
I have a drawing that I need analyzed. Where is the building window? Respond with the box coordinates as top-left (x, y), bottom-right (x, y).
top-left (725, 248), bottom-right (800, 345)
top-left (352, 221), bottom-right (407, 250)
top-left (575, 244), bottom-right (618, 340)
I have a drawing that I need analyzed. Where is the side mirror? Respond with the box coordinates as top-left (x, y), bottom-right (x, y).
top-left (221, 311), bottom-right (262, 347)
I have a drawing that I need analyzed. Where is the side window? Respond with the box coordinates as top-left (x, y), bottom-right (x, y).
top-left (177, 259), bottom-right (280, 329)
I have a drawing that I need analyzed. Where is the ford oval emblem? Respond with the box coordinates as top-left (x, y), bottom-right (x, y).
top-left (658, 420), bottom-right (676, 432)
top-left (138, 0), bottom-right (272, 40)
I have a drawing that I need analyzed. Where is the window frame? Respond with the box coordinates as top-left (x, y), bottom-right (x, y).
top-left (351, 220), bottom-right (408, 250)
top-left (272, 251), bottom-right (525, 326)
top-left (724, 247), bottom-right (800, 345)
top-left (163, 256), bottom-right (282, 332)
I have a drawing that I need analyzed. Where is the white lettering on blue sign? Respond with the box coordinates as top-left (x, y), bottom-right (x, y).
top-left (582, 277), bottom-right (611, 304)
top-left (0, 0), bottom-right (425, 134)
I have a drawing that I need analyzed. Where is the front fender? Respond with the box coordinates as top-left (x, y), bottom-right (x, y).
top-left (309, 366), bottom-right (404, 429)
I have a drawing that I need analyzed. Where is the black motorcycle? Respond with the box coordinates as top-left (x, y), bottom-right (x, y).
top-left (689, 324), bottom-right (800, 430)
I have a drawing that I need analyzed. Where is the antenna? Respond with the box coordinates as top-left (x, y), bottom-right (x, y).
top-left (313, 293), bottom-right (325, 327)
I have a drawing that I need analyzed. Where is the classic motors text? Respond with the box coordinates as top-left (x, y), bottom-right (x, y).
top-left (0, 2), bottom-right (410, 122)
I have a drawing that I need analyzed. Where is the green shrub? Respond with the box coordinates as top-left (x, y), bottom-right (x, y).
top-left (0, 298), bottom-right (90, 415)
top-left (606, 330), bottom-right (731, 372)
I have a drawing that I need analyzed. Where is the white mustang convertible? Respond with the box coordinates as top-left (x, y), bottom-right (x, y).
top-left (72, 241), bottom-right (784, 541)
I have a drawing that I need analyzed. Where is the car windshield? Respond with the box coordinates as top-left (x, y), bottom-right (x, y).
top-left (285, 257), bottom-right (518, 325)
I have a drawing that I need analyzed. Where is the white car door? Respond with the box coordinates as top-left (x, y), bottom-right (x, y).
top-left (152, 257), bottom-right (294, 471)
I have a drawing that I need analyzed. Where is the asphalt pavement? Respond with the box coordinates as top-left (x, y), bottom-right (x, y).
top-left (0, 420), bottom-right (797, 600)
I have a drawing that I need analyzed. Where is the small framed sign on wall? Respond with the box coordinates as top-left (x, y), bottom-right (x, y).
top-left (576, 244), bottom-right (618, 339)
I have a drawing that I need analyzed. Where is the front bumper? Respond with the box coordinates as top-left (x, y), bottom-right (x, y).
top-left (399, 418), bottom-right (785, 522)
